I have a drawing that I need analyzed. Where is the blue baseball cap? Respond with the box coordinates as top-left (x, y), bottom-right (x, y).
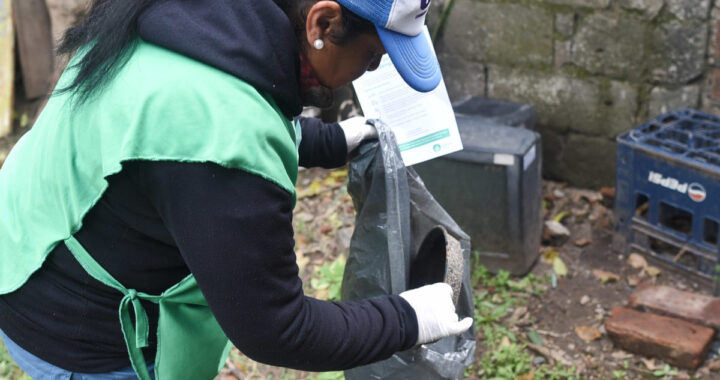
top-left (337, 0), bottom-right (441, 93)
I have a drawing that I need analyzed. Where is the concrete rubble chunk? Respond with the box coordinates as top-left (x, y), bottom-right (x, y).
top-left (628, 284), bottom-right (720, 330)
top-left (605, 306), bottom-right (714, 369)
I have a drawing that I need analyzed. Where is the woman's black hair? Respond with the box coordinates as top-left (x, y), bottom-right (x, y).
top-left (56, 0), bottom-right (375, 105)
top-left (55, 0), bottom-right (150, 105)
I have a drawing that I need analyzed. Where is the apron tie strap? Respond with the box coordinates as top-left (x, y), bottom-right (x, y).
top-left (120, 288), bottom-right (150, 348)
top-left (64, 236), bottom-right (155, 380)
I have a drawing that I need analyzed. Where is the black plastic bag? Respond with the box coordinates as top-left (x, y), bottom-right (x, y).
top-left (341, 120), bottom-right (476, 380)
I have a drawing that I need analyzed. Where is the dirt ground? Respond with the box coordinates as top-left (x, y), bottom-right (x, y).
top-left (210, 168), bottom-right (720, 380)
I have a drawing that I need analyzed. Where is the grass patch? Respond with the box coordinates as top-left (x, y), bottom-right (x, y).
top-left (470, 259), bottom-right (581, 379)
top-left (0, 336), bottom-right (29, 380)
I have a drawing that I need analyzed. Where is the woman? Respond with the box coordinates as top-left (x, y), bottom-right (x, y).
top-left (0, 0), bottom-right (472, 379)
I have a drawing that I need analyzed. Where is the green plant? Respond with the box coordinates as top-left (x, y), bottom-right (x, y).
top-left (652, 364), bottom-right (679, 378)
top-left (612, 370), bottom-right (627, 379)
top-left (537, 362), bottom-right (579, 380)
top-left (477, 342), bottom-right (532, 379)
top-left (310, 255), bottom-right (346, 301)
top-left (310, 371), bottom-right (344, 380)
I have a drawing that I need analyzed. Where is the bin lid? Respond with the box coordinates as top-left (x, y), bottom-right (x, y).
top-left (454, 116), bottom-right (538, 156)
top-left (453, 97), bottom-right (536, 130)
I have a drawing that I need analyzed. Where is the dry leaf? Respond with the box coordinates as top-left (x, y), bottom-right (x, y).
top-left (627, 274), bottom-right (641, 286)
top-left (542, 248), bottom-right (559, 264)
top-left (574, 238), bottom-right (591, 247)
top-left (500, 335), bottom-right (512, 347)
top-left (645, 266), bottom-right (661, 277)
top-left (641, 358), bottom-right (657, 370)
top-left (575, 325), bottom-right (602, 341)
top-left (518, 373), bottom-right (535, 380)
top-left (628, 253), bottom-right (648, 269)
top-left (592, 269), bottom-right (620, 283)
top-left (553, 257), bottom-right (568, 277)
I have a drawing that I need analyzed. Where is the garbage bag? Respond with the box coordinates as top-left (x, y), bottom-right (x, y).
top-left (341, 120), bottom-right (476, 380)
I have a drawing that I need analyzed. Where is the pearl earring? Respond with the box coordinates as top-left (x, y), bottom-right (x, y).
top-left (313, 39), bottom-right (324, 50)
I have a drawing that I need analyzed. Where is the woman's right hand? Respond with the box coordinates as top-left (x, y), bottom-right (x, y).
top-left (399, 283), bottom-right (473, 345)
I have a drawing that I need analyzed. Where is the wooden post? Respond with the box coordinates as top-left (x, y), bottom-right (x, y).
top-left (13, 0), bottom-right (53, 99)
top-left (0, 0), bottom-right (13, 138)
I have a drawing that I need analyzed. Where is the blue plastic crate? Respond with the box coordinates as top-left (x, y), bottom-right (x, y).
top-left (614, 109), bottom-right (720, 283)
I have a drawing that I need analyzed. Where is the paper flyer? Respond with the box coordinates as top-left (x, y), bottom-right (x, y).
top-left (352, 28), bottom-right (462, 166)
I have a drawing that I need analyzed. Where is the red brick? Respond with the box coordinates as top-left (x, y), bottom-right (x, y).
top-left (605, 307), bottom-right (713, 369)
top-left (628, 284), bottom-right (720, 330)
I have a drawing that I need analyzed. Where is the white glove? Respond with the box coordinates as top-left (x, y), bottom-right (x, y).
top-left (399, 283), bottom-right (473, 345)
top-left (338, 116), bottom-right (378, 154)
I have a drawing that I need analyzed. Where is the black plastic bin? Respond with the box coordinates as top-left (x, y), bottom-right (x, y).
top-left (413, 100), bottom-right (542, 275)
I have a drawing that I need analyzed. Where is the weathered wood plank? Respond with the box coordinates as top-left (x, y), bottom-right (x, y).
top-left (13, 0), bottom-right (53, 99)
top-left (0, 0), bottom-right (13, 138)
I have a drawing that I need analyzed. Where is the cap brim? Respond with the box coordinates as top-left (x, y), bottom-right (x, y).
top-left (376, 26), bottom-right (441, 93)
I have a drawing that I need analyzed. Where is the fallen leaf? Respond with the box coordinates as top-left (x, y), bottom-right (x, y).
top-left (553, 257), bottom-right (568, 277)
top-left (574, 325), bottom-right (602, 342)
top-left (641, 358), bottom-right (657, 371)
top-left (500, 335), bottom-right (512, 347)
top-left (527, 330), bottom-right (543, 346)
top-left (574, 238), bottom-right (591, 247)
top-left (542, 248), bottom-right (559, 264)
top-left (627, 274), bottom-right (641, 286)
top-left (645, 266), bottom-right (661, 277)
top-left (592, 269), bottom-right (620, 284)
top-left (628, 253), bottom-right (648, 269)
top-left (545, 220), bottom-right (570, 237)
top-left (553, 211), bottom-right (570, 223)
top-left (518, 373), bottom-right (535, 380)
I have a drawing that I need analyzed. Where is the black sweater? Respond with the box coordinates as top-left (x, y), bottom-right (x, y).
top-left (0, 118), bottom-right (418, 372)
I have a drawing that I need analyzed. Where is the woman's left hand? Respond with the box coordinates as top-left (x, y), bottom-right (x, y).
top-left (338, 117), bottom-right (378, 154)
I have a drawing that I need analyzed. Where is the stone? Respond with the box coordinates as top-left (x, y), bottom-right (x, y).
top-left (648, 85), bottom-right (701, 118)
top-left (438, 53), bottom-right (485, 102)
top-left (666, 0), bottom-right (711, 21)
top-left (534, 0), bottom-right (610, 9)
top-left (580, 295), bottom-right (591, 305)
top-left (487, 66), bottom-right (637, 137)
top-left (628, 284), bottom-right (720, 330)
top-left (605, 306), bottom-right (714, 369)
top-left (555, 13), bottom-right (575, 38)
top-left (545, 220), bottom-right (570, 237)
top-left (618, 0), bottom-right (664, 20)
top-left (650, 21), bottom-right (708, 84)
top-left (442, 1), bottom-right (553, 66)
top-left (573, 14), bottom-right (649, 79)
top-left (555, 40), bottom-right (574, 69)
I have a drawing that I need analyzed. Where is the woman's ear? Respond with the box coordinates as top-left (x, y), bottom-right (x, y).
top-left (305, 1), bottom-right (344, 47)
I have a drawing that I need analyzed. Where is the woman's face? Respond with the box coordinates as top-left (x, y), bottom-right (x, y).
top-left (304, 1), bottom-right (387, 89)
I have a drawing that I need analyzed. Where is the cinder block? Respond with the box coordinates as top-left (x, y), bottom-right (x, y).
top-left (605, 306), bottom-right (713, 369)
top-left (628, 285), bottom-right (720, 330)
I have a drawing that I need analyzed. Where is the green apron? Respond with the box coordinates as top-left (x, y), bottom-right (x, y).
top-left (0, 40), bottom-right (299, 379)
top-left (65, 236), bottom-right (231, 380)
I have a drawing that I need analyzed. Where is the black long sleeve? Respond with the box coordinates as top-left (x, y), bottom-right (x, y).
top-left (297, 117), bottom-right (348, 169)
top-left (0, 161), bottom-right (418, 373)
top-left (140, 161), bottom-right (417, 370)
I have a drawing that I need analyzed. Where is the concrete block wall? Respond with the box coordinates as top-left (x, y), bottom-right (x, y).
top-left (428, 0), bottom-right (715, 188)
